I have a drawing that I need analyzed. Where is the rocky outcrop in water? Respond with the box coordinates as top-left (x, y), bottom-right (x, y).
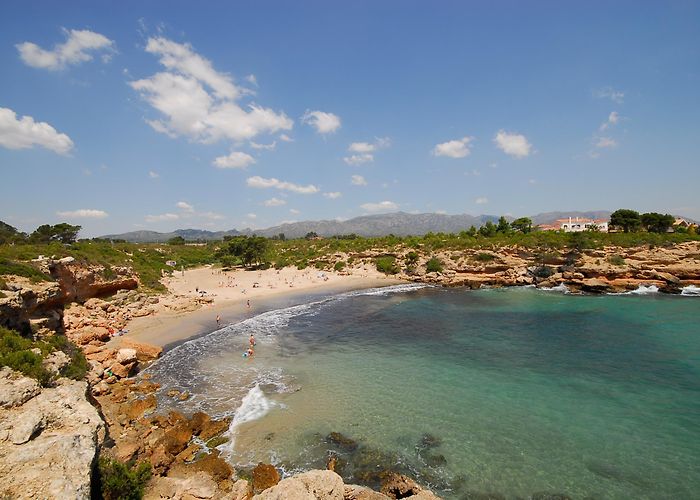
top-left (0, 368), bottom-right (104, 499)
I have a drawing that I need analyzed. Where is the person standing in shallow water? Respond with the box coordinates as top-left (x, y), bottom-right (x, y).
top-left (216, 314), bottom-right (220, 327)
top-left (249, 333), bottom-right (256, 347)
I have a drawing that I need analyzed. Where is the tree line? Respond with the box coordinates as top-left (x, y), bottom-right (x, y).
top-left (0, 221), bottom-right (81, 245)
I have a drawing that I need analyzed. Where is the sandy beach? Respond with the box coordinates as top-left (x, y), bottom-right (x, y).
top-left (116, 265), bottom-right (403, 349)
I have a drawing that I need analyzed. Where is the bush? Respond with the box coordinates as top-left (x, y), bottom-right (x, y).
top-left (45, 335), bottom-right (89, 380)
top-left (608, 255), bottom-right (626, 266)
top-left (426, 257), bottom-right (443, 273)
top-left (97, 457), bottom-right (151, 500)
top-left (474, 252), bottom-right (495, 262)
top-left (334, 261), bottom-right (346, 271)
top-left (375, 256), bottom-right (399, 274)
top-left (0, 259), bottom-right (52, 282)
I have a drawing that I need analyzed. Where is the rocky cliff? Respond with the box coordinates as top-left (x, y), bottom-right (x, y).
top-left (0, 368), bottom-right (104, 499)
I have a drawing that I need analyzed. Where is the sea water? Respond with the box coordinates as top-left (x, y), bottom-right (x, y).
top-left (144, 285), bottom-right (700, 499)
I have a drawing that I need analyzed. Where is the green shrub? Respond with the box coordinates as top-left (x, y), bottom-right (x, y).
top-left (375, 256), bottom-right (399, 275)
top-left (474, 252), bottom-right (495, 262)
top-left (0, 277), bottom-right (7, 290)
top-left (46, 335), bottom-right (89, 380)
top-left (608, 255), bottom-right (626, 266)
top-left (426, 257), bottom-right (443, 273)
top-left (0, 259), bottom-right (52, 282)
top-left (97, 457), bottom-right (151, 500)
top-left (334, 261), bottom-right (346, 271)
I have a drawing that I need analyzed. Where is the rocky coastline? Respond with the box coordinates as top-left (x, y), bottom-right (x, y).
top-left (1, 242), bottom-right (699, 498)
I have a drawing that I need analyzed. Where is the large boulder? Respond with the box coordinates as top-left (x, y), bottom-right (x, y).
top-left (0, 366), bottom-right (41, 408)
top-left (0, 373), bottom-right (104, 499)
top-left (253, 470), bottom-right (345, 500)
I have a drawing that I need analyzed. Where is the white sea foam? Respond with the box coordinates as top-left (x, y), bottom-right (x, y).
top-left (608, 284), bottom-right (659, 296)
top-left (681, 285), bottom-right (700, 296)
top-left (345, 283), bottom-right (431, 297)
top-left (223, 385), bottom-right (276, 456)
top-left (539, 283), bottom-right (570, 294)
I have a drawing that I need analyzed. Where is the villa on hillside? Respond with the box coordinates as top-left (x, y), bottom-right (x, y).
top-left (538, 217), bottom-right (609, 232)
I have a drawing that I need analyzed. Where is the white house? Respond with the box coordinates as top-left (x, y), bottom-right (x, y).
top-left (560, 217), bottom-right (609, 232)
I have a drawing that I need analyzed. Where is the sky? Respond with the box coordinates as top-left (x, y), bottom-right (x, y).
top-left (1, 1), bottom-right (699, 237)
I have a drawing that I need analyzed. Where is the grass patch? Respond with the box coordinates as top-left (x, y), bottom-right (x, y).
top-left (474, 252), bottom-right (496, 262)
top-left (0, 258), bottom-right (52, 282)
top-left (334, 261), bottom-right (346, 272)
top-left (608, 255), bottom-right (626, 266)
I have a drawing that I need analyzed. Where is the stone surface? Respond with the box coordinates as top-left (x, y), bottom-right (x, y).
top-left (0, 373), bottom-right (103, 499)
top-left (253, 470), bottom-right (345, 500)
top-left (116, 347), bottom-right (138, 364)
top-left (380, 473), bottom-right (439, 500)
top-left (344, 484), bottom-right (391, 499)
top-left (0, 366), bottom-right (41, 408)
top-left (252, 462), bottom-right (281, 494)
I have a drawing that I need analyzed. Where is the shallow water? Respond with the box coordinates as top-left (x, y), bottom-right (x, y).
top-left (144, 286), bottom-right (700, 499)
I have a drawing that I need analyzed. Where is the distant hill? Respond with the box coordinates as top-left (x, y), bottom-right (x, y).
top-left (99, 228), bottom-right (241, 243)
top-left (98, 210), bottom-right (696, 242)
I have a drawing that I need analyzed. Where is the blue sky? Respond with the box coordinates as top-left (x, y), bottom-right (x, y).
top-left (1, 1), bottom-right (699, 237)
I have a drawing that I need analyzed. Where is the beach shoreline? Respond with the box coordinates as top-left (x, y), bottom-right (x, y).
top-left (113, 265), bottom-right (404, 349)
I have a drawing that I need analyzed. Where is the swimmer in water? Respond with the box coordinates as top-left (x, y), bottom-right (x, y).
top-left (249, 333), bottom-right (256, 347)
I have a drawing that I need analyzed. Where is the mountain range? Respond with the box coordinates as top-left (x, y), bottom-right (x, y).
top-left (99, 211), bottom-right (624, 242)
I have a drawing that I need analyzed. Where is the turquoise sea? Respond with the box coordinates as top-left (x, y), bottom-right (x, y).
top-left (145, 285), bottom-right (700, 499)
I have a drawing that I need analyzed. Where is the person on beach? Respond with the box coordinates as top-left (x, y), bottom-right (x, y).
top-left (216, 314), bottom-right (221, 326)
top-left (249, 333), bottom-right (256, 347)
top-left (246, 299), bottom-right (251, 308)
top-left (246, 346), bottom-right (254, 357)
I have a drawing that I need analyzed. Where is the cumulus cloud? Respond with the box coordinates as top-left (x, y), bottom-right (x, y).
top-left (264, 197), bottom-right (286, 207)
top-left (247, 213), bottom-right (257, 219)
top-left (130, 37), bottom-right (292, 144)
top-left (146, 213), bottom-right (179, 222)
top-left (148, 170), bottom-right (160, 178)
top-left (200, 211), bottom-right (225, 220)
top-left (595, 87), bottom-right (625, 104)
top-left (344, 137), bottom-right (390, 164)
top-left (432, 136), bottom-right (474, 158)
top-left (301, 110), bottom-right (341, 134)
top-left (0, 107), bottom-right (73, 154)
top-left (279, 133), bottom-right (293, 142)
top-left (176, 201), bottom-right (194, 212)
top-left (360, 201), bottom-right (399, 213)
top-left (250, 140), bottom-right (276, 151)
top-left (246, 176), bottom-right (319, 194)
top-left (343, 153), bottom-right (373, 165)
top-left (493, 130), bottom-right (532, 158)
top-left (599, 111), bottom-right (620, 131)
top-left (351, 175), bottom-right (367, 186)
top-left (475, 197), bottom-right (488, 205)
top-left (595, 137), bottom-right (617, 149)
top-left (56, 209), bottom-right (108, 218)
top-left (289, 208), bottom-right (300, 215)
top-left (323, 192), bottom-right (342, 199)
top-left (213, 151), bottom-right (256, 169)
top-left (16, 28), bottom-right (115, 70)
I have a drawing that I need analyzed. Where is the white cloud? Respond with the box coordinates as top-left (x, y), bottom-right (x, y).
top-left (433, 136), bottom-right (474, 158)
top-left (213, 151), bottom-right (256, 169)
top-left (245, 74), bottom-right (258, 86)
top-left (264, 197), bottom-right (286, 207)
top-left (176, 201), bottom-right (194, 212)
top-left (130, 37), bottom-right (292, 144)
top-left (360, 201), bottom-right (399, 213)
top-left (279, 133), bottom-right (293, 142)
top-left (56, 209), bottom-right (108, 219)
top-left (599, 111), bottom-right (620, 131)
top-left (343, 153), bottom-right (374, 165)
top-left (247, 213), bottom-right (257, 219)
top-left (250, 140), bottom-right (276, 151)
top-left (475, 197), bottom-right (488, 204)
top-left (349, 142), bottom-right (376, 153)
top-left (323, 192), bottom-right (342, 199)
top-left (595, 87), bottom-right (625, 104)
top-left (351, 175), bottom-right (367, 186)
top-left (435, 210), bottom-right (447, 215)
top-left (199, 211), bottom-right (225, 220)
top-left (493, 130), bottom-right (532, 158)
top-left (16, 28), bottom-right (115, 70)
top-left (146, 213), bottom-right (179, 222)
top-left (148, 170), bottom-right (160, 178)
top-left (289, 208), bottom-right (300, 215)
top-left (301, 110), bottom-right (341, 134)
top-left (0, 107), bottom-right (74, 154)
top-left (595, 137), bottom-right (617, 149)
top-left (246, 176), bottom-right (319, 194)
